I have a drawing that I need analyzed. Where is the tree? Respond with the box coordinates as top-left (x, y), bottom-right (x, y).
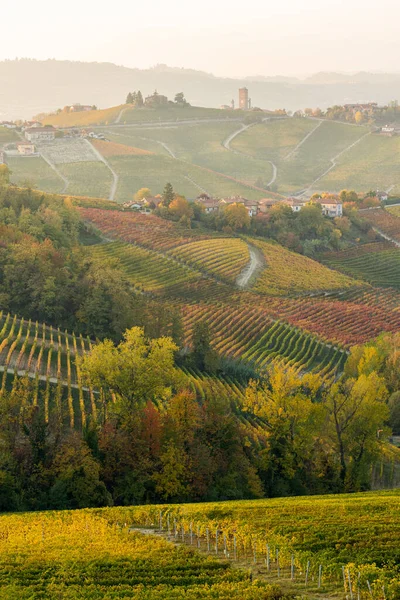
top-left (169, 195), bottom-right (193, 220)
top-left (324, 372), bottom-right (389, 490)
top-left (0, 165), bottom-right (10, 185)
top-left (162, 182), bottom-right (175, 207)
top-left (134, 187), bottom-right (151, 202)
top-left (126, 92), bottom-right (134, 104)
top-left (136, 91), bottom-right (144, 108)
top-left (223, 203), bottom-right (250, 231)
top-left (79, 327), bottom-right (179, 411)
top-left (191, 321), bottom-right (219, 373)
top-left (355, 111), bottom-right (364, 124)
top-left (174, 92), bottom-right (187, 105)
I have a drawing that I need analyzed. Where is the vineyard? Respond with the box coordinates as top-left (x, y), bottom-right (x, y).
top-left (249, 238), bottom-right (360, 296)
top-left (359, 208), bottom-right (400, 242)
top-left (181, 302), bottom-right (347, 377)
top-left (89, 241), bottom-right (202, 293)
top-left (0, 511), bottom-right (285, 599)
top-left (168, 238), bottom-right (250, 284)
top-left (78, 207), bottom-right (218, 251)
top-left (323, 242), bottom-right (400, 288)
top-left (102, 489), bottom-right (400, 599)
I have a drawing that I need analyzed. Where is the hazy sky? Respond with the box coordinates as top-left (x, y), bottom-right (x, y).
top-left (2, 0), bottom-right (400, 76)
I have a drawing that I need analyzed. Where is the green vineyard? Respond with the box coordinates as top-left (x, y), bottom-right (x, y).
top-left (88, 241), bottom-right (201, 293)
top-left (323, 242), bottom-right (400, 288)
top-left (167, 238), bottom-right (250, 284)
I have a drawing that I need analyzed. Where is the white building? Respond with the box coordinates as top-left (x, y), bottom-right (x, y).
top-left (17, 142), bottom-right (36, 155)
top-left (25, 127), bottom-right (56, 142)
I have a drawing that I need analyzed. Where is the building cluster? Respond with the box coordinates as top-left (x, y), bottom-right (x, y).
top-left (195, 194), bottom-right (343, 218)
top-left (221, 88), bottom-right (252, 111)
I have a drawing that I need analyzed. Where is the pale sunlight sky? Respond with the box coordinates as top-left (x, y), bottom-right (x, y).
top-left (2, 0), bottom-right (399, 76)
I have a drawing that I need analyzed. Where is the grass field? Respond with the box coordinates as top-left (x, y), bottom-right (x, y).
top-left (91, 139), bottom-right (152, 157)
top-left (108, 154), bottom-right (265, 202)
top-left (316, 133), bottom-right (400, 194)
top-left (57, 161), bottom-right (112, 198)
top-left (103, 122), bottom-right (274, 187)
top-left (0, 127), bottom-right (19, 143)
top-left (231, 118), bottom-right (316, 161)
top-left (8, 156), bottom-right (63, 193)
top-left (42, 105), bottom-right (126, 127)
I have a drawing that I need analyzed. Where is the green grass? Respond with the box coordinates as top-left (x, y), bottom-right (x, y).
top-left (109, 154), bottom-right (265, 203)
top-left (8, 156), bottom-right (63, 193)
top-left (0, 128), bottom-right (19, 143)
top-left (57, 161), bottom-right (112, 198)
top-left (316, 133), bottom-right (400, 194)
top-left (102, 123), bottom-right (273, 191)
top-left (231, 118), bottom-right (316, 161)
top-left (120, 105), bottom-right (247, 124)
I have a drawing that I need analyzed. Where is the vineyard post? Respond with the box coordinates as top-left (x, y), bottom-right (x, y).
top-left (181, 525), bottom-right (184, 542)
top-left (382, 585), bottom-right (386, 600)
top-left (233, 536), bottom-right (237, 561)
top-left (167, 515), bottom-right (170, 535)
top-left (266, 544), bottom-right (270, 571)
top-left (223, 534), bottom-right (227, 556)
top-left (159, 511), bottom-right (162, 532)
top-left (276, 548), bottom-right (280, 577)
top-left (190, 522), bottom-right (193, 545)
top-left (367, 580), bottom-right (373, 599)
top-left (291, 555), bottom-right (294, 580)
top-left (357, 572), bottom-right (361, 600)
top-left (206, 528), bottom-right (210, 552)
top-left (347, 568), bottom-right (353, 600)
top-left (174, 519), bottom-right (177, 539)
top-left (305, 560), bottom-right (310, 586)
top-left (253, 543), bottom-right (257, 564)
top-left (343, 567), bottom-right (347, 593)
top-left (197, 525), bottom-right (200, 548)
top-left (318, 565), bottom-right (323, 589)
top-left (215, 529), bottom-right (219, 554)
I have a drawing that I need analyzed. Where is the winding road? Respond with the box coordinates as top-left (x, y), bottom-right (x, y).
top-left (87, 139), bottom-right (119, 201)
top-left (222, 118), bottom-right (278, 187)
top-left (236, 243), bottom-right (264, 288)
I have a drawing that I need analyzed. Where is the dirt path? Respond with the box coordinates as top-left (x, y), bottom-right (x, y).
top-left (304, 131), bottom-right (371, 192)
top-left (86, 139), bottom-right (119, 201)
top-left (236, 243), bottom-right (264, 288)
top-left (284, 120), bottom-right (323, 160)
top-left (222, 118), bottom-right (278, 187)
top-left (114, 106), bottom-right (128, 124)
top-left (40, 154), bottom-right (69, 194)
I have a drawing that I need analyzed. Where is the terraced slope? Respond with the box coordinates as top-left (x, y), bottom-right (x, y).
top-left (168, 238), bottom-right (250, 284)
top-left (249, 238), bottom-right (360, 296)
top-left (89, 241), bottom-right (201, 293)
top-left (323, 242), bottom-right (400, 288)
top-left (360, 207), bottom-right (400, 243)
top-left (316, 134), bottom-right (400, 194)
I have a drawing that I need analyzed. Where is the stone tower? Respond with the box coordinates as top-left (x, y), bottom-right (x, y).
top-left (238, 87), bottom-right (249, 110)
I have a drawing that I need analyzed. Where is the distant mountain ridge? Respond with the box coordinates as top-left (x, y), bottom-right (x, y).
top-left (2, 59), bottom-right (400, 120)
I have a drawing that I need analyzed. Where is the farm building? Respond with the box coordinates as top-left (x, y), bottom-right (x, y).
top-left (25, 127), bottom-right (56, 142)
top-left (69, 104), bottom-right (94, 112)
top-left (0, 151), bottom-right (7, 164)
top-left (17, 142), bottom-right (36, 155)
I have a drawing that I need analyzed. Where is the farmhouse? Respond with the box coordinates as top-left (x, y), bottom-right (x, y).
top-left (0, 151), bottom-right (7, 164)
top-left (315, 197), bottom-right (343, 217)
top-left (25, 127), bottom-right (56, 142)
top-left (258, 198), bottom-right (280, 213)
top-left (69, 104), bottom-right (93, 112)
top-left (0, 122), bottom-right (17, 129)
top-left (17, 141), bottom-right (36, 155)
top-left (283, 197), bottom-right (306, 212)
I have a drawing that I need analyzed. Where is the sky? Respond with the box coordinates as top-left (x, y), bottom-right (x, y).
top-left (2, 0), bottom-right (400, 77)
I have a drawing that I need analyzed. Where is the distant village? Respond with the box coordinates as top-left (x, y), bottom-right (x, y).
top-left (123, 192), bottom-right (348, 218)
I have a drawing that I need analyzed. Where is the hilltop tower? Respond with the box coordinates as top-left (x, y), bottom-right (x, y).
top-left (239, 87), bottom-right (249, 110)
